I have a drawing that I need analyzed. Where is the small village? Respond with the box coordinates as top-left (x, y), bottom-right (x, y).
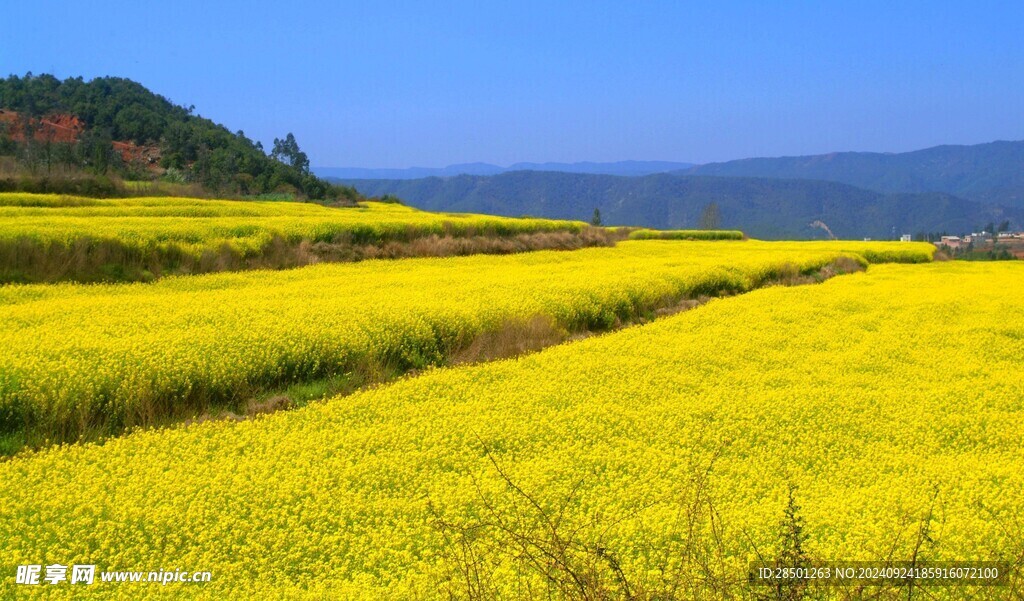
top-left (936, 230), bottom-right (1024, 258)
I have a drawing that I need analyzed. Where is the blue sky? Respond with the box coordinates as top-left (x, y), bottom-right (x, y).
top-left (4, 1), bottom-right (1023, 168)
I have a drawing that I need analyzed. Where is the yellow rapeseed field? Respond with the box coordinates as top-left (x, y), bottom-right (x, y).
top-left (0, 194), bottom-right (586, 256)
top-left (0, 240), bottom-right (930, 447)
top-left (0, 261), bottom-right (1018, 599)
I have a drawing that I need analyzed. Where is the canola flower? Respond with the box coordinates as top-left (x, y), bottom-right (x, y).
top-left (0, 261), bottom-right (1019, 600)
top-left (0, 193), bottom-right (586, 257)
top-left (0, 240), bottom-right (932, 446)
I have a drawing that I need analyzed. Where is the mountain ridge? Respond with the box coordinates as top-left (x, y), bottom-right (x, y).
top-left (340, 171), bottom-right (1020, 240)
top-left (315, 160), bottom-right (695, 180)
top-left (680, 139), bottom-right (1024, 207)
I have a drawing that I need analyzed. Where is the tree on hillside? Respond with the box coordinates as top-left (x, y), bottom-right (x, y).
top-left (272, 133), bottom-right (310, 175)
top-left (0, 121), bottom-right (13, 155)
top-left (18, 115), bottom-right (40, 174)
top-left (699, 202), bottom-right (721, 230)
top-left (77, 128), bottom-right (117, 174)
top-left (591, 207), bottom-right (602, 226)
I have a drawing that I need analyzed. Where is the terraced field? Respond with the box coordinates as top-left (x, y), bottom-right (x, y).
top-left (0, 194), bottom-right (594, 282)
top-left (0, 240), bottom-right (930, 450)
top-left (0, 194), bottom-right (587, 249)
top-left (0, 261), bottom-right (1019, 599)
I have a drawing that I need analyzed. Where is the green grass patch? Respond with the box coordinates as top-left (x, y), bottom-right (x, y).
top-left (628, 228), bottom-right (745, 240)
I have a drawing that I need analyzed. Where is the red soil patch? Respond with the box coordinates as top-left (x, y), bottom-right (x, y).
top-left (0, 109), bottom-right (84, 143)
top-left (112, 140), bottom-right (162, 167)
top-left (0, 108), bottom-right (161, 169)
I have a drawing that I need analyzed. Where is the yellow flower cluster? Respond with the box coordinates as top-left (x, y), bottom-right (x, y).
top-left (0, 260), bottom-right (1018, 599)
top-left (0, 240), bottom-right (931, 444)
top-left (0, 194), bottom-right (586, 256)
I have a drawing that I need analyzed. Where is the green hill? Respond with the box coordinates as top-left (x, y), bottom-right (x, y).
top-left (0, 73), bottom-right (350, 201)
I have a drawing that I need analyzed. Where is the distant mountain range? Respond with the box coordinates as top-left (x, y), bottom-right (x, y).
top-left (329, 140), bottom-right (1024, 239)
top-left (681, 140), bottom-right (1024, 208)
top-left (314, 160), bottom-right (695, 180)
top-left (343, 172), bottom-right (1019, 240)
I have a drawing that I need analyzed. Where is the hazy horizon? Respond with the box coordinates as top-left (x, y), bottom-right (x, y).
top-left (313, 137), bottom-right (1024, 171)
